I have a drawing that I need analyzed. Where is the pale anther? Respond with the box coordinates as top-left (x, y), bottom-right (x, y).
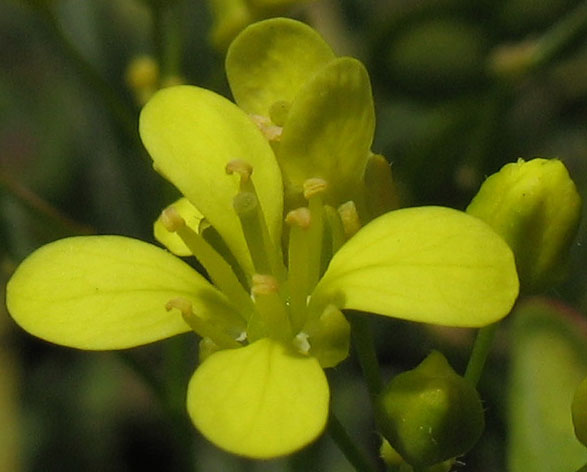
top-left (226, 159), bottom-right (253, 183)
top-left (249, 114), bottom-right (283, 142)
top-left (338, 201), bottom-right (361, 237)
top-left (303, 178), bottom-right (328, 200)
top-left (166, 297), bottom-right (194, 320)
top-left (285, 207), bottom-right (312, 229)
top-left (160, 206), bottom-right (186, 233)
top-left (293, 332), bottom-right (311, 355)
top-left (251, 274), bottom-right (280, 296)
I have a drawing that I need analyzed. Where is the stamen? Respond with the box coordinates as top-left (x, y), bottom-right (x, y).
top-left (166, 298), bottom-right (240, 348)
top-left (163, 206), bottom-right (254, 319)
top-left (304, 178), bottom-right (326, 288)
top-left (285, 208), bottom-right (313, 332)
top-left (285, 207), bottom-right (311, 229)
top-left (293, 332), bottom-right (311, 355)
top-left (226, 159), bottom-right (253, 185)
top-left (338, 201), bottom-right (361, 238)
top-left (284, 177), bottom-right (328, 333)
top-left (251, 274), bottom-right (280, 296)
top-left (160, 206), bottom-right (185, 233)
top-left (303, 178), bottom-right (328, 200)
top-left (249, 114), bottom-right (282, 142)
top-left (250, 274), bottom-right (292, 341)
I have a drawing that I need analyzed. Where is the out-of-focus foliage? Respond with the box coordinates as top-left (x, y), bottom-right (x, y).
top-left (508, 299), bottom-right (587, 472)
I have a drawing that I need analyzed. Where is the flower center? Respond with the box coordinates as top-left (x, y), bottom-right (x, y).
top-left (163, 160), bottom-right (358, 363)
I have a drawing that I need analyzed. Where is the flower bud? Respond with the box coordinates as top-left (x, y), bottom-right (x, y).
top-left (376, 351), bottom-right (484, 467)
top-left (467, 158), bottom-right (581, 293)
top-left (572, 377), bottom-right (587, 448)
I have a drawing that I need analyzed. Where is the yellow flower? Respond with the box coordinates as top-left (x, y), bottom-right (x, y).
top-left (5, 18), bottom-right (519, 460)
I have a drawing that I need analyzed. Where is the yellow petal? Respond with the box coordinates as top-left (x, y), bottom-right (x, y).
top-left (226, 17), bottom-right (335, 116)
top-left (312, 207), bottom-right (519, 327)
top-left (140, 85), bottom-right (283, 275)
top-left (187, 337), bottom-right (329, 458)
top-left (6, 236), bottom-right (242, 349)
top-left (154, 197), bottom-right (205, 256)
top-left (278, 57), bottom-right (375, 207)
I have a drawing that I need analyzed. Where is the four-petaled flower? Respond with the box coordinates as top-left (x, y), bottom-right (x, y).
top-left (6, 18), bottom-right (519, 459)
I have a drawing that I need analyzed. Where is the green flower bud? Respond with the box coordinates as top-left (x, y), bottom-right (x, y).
top-left (377, 351), bottom-right (484, 467)
top-left (467, 158), bottom-right (581, 293)
top-left (572, 377), bottom-right (587, 448)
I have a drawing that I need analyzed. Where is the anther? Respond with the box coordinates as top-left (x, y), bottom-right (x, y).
top-left (166, 297), bottom-right (193, 318)
top-left (251, 274), bottom-right (280, 297)
top-left (160, 206), bottom-right (186, 233)
top-left (249, 114), bottom-right (282, 142)
top-left (338, 201), bottom-right (361, 237)
top-left (226, 159), bottom-right (253, 183)
top-left (285, 207), bottom-right (312, 229)
top-left (303, 178), bottom-right (328, 200)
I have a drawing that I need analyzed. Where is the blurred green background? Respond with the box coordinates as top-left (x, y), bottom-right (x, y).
top-left (1, 0), bottom-right (586, 470)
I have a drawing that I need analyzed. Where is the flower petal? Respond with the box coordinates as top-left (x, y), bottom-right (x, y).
top-left (154, 197), bottom-right (205, 256)
top-left (140, 85), bottom-right (283, 275)
top-left (278, 57), bottom-right (375, 206)
top-left (187, 337), bottom-right (329, 458)
top-left (226, 17), bottom-right (335, 116)
top-left (6, 236), bottom-right (242, 349)
top-left (312, 207), bottom-right (519, 327)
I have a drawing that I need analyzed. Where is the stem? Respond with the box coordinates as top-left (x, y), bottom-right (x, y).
top-left (350, 312), bottom-right (383, 400)
top-left (531, 0), bottom-right (587, 71)
top-left (33, 3), bottom-right (141, 149)
top-left (0, 171), bottom-right (95, 236)
top-left (151, 1), bottom-right (184, 82)
top-left (328, 411), bottom-right (378, 472)
top-left (575, 464), bottom-right (587, 472)
top-left (117, 335), bottom-right (197, 472)
top-left (464, 322), bottom-right (499, 386)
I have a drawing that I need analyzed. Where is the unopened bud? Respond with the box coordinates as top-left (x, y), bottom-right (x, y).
top-left (377, 351), bottom-right (484, 467)
top-left (125, 55), bottom-right (159, 105)
top-left (467, 158), bottom-right (581, 293)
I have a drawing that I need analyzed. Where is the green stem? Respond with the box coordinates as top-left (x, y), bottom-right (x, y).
top-left (575, 464), bottom-right (587, 472)
top-left (328, 411), bottom-right (378, 472)
top-left (464, 322), bottom-right (499, 386)
top-left (531, 0), bottom-right (587, 71)
top-left (33, 3), bottom-right (140, 149)
top-left (151, 1), bottom-right (184, 82)
top-left (350, 312), bottom-right (383, 400)
top-left (0, 171), bottom-right (95, 236)
top-left (117, 336), bottom-right (197, 472)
